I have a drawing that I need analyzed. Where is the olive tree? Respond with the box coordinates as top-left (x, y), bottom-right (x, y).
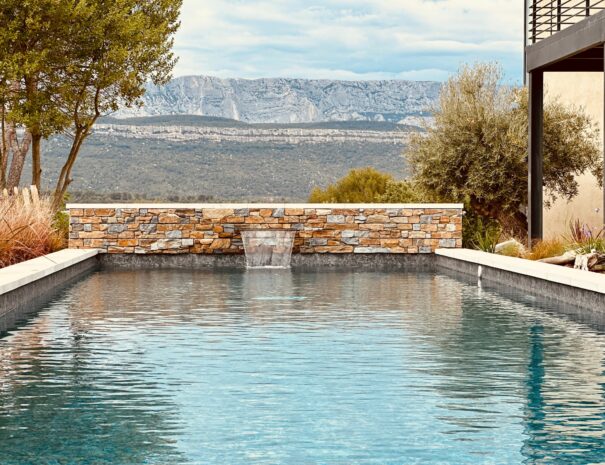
top-left (406, 63), bottom-right (601, 234)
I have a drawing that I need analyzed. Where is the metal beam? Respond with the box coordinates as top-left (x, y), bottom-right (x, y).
top-left (526, 9), bottom-right (605, 71)
top-left (528, 70), bottom-right (544, 244)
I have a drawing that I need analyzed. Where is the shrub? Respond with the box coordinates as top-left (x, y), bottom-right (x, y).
top-left (378, 179), bottom-right (426, 203)
top-left (470, 218), bottom-right (501, 253)
top-left (566, 219), bottom-right (592, 244)
top-left (309, 167), bottom-right (394, 203)
top-left (571, 236), bottom-right (605, 255)
top-left (563, 219), bottom-right (605, 254)
top-left (0, 193), bottom-right (65, 268)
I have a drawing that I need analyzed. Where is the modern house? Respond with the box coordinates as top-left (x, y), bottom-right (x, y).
top-left (526, 0), bottom-right (605, 242)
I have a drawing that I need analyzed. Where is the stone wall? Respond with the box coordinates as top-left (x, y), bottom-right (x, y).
top-left (67, 204), bottom-right (463, 254)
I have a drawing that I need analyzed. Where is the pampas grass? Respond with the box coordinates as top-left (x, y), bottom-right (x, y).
top-left (0, 189), bottom-right (65, 268)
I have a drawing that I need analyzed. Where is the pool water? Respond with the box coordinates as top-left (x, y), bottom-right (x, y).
top-left (1, 269), bottom-right (605, 465)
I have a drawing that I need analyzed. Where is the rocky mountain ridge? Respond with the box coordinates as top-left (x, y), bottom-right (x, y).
top-left (114, 75), bottom-right (440, 124)
top-left (94, 123), bottom-right (413, 145)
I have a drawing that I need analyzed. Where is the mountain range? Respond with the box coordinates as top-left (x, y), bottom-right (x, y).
top-left (40, 76), bottom-right (440, 202)
top-left (114, 75), bottom-right (440, 124)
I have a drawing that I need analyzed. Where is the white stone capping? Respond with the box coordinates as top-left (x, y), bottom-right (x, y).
top-left (66, 203), bottom-right (464, 210)
top-left (436, 248), bottom-right (605, 294)
top-left (0, 249), bottom-right (98, 296)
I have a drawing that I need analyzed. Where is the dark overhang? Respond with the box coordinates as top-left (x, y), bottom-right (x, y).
top-left (526, 9), bottom-right (605, 72)
top-left (525, 3), bottom-right (605, 242)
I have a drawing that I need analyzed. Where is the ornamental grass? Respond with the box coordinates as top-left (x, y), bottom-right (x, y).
top-left (525, 239), bottom-right (567, 261)
top-left (0, 188), bottom-right (65, 268)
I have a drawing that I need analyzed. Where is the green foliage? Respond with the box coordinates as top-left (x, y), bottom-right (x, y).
top-left (52, 210), bottom-right (70, 244)
top-left (406, 63), bottom-right (601, 235)
top-left (470, 217), bottom-right (502, 253)
top-left (378, 179), bottom-right (426, 203)
top-left (461, 205), bottom-right (487, 249)
top-left (0, 0), bottom-right (182, 205)
top-left (42, 133), bottom-right (406, 202)
top-left (571, 238), bottom-right (605, 255)
top-left (309, 167), bottom-right (394, 203)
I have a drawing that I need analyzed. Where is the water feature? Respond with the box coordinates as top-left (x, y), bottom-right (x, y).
top-left (241, 229), bottom-right (296, 268)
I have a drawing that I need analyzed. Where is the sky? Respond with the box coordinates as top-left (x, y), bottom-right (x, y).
top-left (173, 0), bottom-right (523, 83)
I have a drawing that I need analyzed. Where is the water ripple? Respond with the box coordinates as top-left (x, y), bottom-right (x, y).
top-left (0, 269), bottom-right (604, 464)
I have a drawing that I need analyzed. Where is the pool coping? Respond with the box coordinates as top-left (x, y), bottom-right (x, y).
top-left (436, 248), bottom-right (605, 293)
top-left (0, 249), bottom-right (99, 320)
top-left (66, 202), bottom-right (464, 209)
top-left (0, 249), bottom-right (99, 295)
top-left (435, 248), bottom-right (605, 309)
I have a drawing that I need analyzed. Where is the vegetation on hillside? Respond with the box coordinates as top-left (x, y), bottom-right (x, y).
top-left (40, 135), bottom-right (408, 202)
top-left (0, 0), bottom-right (182, 208)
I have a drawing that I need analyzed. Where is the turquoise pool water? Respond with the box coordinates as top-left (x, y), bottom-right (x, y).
top-left (1, 269), bottom-right (604, 464)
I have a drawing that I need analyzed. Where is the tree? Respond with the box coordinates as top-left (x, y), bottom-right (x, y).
top-left (309, 167), bottom-right (394, 203)
top-left (0, 0), bottom-right (73, 190)
top-left (406, 63), bottom-right (601, 234)
top-left (0, 82), bottom-right (32, 191)
top-left (0, 0), bottom-right (182, 207)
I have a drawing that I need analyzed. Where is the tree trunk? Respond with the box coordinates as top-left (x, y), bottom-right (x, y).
top-left (6, 126), bottom-right (32, 191)
top-left (0, 102), bottom-right (6, 190)
top-left (53, 124), bottom-right (92, 210)
top-left (31, 131), bottom-right (42, 190)
top-left (24, 76), bottom-right (42, 191)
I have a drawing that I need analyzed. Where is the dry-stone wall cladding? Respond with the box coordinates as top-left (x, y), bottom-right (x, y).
top-left (67, 204), bottom-right (463, 254)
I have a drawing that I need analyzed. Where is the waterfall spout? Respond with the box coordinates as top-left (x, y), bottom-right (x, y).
top-left (241, 230), bottom-right (296, 269)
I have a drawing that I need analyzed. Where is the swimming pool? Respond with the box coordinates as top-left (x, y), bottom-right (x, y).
top-left (1, 269), bottom-right (604, 464)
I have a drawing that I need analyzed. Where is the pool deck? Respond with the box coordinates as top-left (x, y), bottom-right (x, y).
top-left (0, 249), bottom-right (99, 320)
top-left (436, 249), bottom-right (605, 310)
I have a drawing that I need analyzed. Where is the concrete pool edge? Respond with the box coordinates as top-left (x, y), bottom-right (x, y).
top-left (0, 249), bottom-right (99, 319)
top-left (436, 248), bottom-right (605, 310)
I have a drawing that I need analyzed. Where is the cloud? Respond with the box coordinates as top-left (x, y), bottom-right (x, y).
top-left (173, 0), bottom-right (522, 82)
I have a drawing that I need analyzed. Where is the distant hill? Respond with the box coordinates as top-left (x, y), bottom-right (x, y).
top-left (113, 75), bottom-right (440, 124)
top-left (40, 115), bottom-right (413, 202)
top-left (99, 115), bottom-right (419, 132)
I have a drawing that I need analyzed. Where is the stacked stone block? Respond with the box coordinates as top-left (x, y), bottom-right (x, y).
top-left (68, 205), bottom-right (463, 254)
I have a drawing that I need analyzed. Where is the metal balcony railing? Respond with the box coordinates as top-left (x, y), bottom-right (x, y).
top-left (528, 0), bottom-right (605, 43)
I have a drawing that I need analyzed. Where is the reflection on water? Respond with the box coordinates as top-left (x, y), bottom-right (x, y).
top-left (0, 269), bottom-right (604, 464)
